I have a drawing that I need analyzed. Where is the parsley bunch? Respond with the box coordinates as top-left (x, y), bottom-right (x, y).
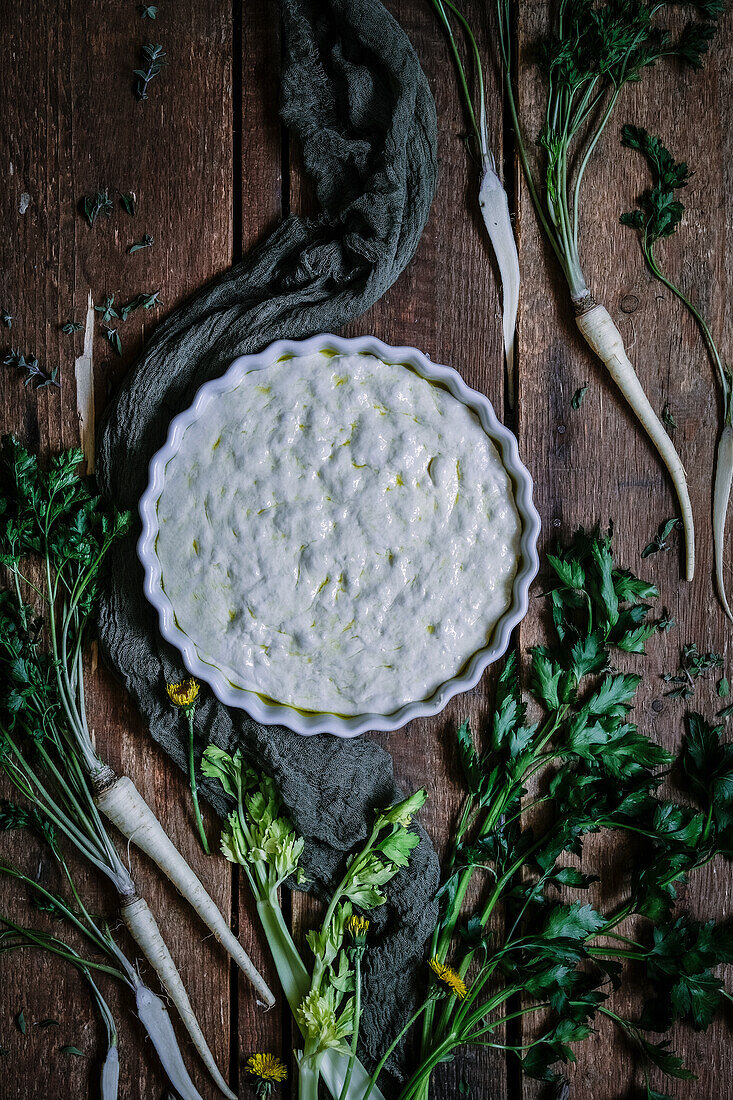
top-left (368, 528), bottom-right (733, 1100)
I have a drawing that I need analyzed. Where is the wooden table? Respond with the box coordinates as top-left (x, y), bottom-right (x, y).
top-left (1, 2), bottom-right (731, 1097)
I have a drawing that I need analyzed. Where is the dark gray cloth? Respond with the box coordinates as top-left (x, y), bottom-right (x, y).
top-left (96, 0), bottom-right (440, 1085)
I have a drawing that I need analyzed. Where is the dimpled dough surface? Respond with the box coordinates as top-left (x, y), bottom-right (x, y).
top-left (155, 352), bottom-right (521, 715)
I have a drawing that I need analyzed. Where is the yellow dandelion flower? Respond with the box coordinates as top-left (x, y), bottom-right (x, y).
top-left (429, 957), bottom-right (468, 1000)
top-left (166, 677), bottom-right (200, 709)
top-left (346, 915), bottom-right (370, 943)
top-left (245, 1052), bottom-right (288, 1088)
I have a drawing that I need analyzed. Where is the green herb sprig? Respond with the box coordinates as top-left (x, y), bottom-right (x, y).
top-left (642, 517), bottom-right (679, 558)
top-left (82, 190), bottom-right (113, 228)
top-left (621, 123), bottom-right (733, 621)
top-left (662, 643), bottom-right (724, 700)
top-left (134, 44), bottom-right (166, 100)
top-left (2, 350), bottom-right (59, 390)
top-left (128, 234), bottom-right (153, 254)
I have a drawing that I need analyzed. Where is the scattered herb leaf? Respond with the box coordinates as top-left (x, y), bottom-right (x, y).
top-left (642, 518), bottom-right (680, 559)
top-left (662, 403), bottom-right (677, 430)
top-left (717, 703), bottom-right (733, 720)
top-left (120, 191), bottom-right (136, 217)
top-left (717, 677), bottom-right (730, 699)
top-left (662, 644), bottom-right (724, 699)
top-left (94, 296), bottom-right (119, 323)
top-left (128, 233), bottom-right (154, 254)
top-left (2, 350), bottom-right (59, 390)
top-left (82, 190), bottom-right (113, 228)
top-left (61, 321), bottom-right (83, 335)
top-left (140, 4), bottom-right (158, 17)
top-left (120, 290), bottom-right (161, 320)
top-left (657, 611), bottom-right (675, 634)
top-left (60, 1045), bottom-right (86, 1057)
top-left (15, 1010), bottom-right (26, 1035)
top-left (1, 310), bottom-right (11, 329)
top-left (103, 327), bottom-right (122, 357)
top-left (134, 44), bottom-right (166, 101)
top-left (571, 385), bottom-right (588, 410)
top-left (35, 1019), bottom-right (60, 1029)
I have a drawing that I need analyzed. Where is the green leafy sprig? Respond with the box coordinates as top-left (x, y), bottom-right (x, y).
top-left (134, 44), bottom-right (166, 100)
top-left (2, 350), bottom-right (59, 390)
top-left (128, 234), bottom-right (153, 254)
top-left (82, 190), bottom-right (113, 229)
top-left (662, 644), bottom-right (724, 700)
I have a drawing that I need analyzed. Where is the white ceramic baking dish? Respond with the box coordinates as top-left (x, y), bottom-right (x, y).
top-left (138, 333), bottom-right (540, 737)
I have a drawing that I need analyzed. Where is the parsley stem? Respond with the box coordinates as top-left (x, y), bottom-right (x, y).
top-left (186, 709), bottom-right (209, 855)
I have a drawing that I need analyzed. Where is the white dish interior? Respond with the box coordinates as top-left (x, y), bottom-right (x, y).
top-left (138, 334), bottom-right (540, 737)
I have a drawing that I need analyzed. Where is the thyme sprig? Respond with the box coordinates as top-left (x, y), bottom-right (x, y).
top-left (82, 190), bottom-right (113, 228)
top-left (2, 350), bottom-right (59, 390)
top-left (134, 44), bottom-right (166, 100)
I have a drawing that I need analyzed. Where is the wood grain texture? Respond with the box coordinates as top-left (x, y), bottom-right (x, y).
top-left (1, 0), bottom-right (731, 1098)
top-left (0, 2), bottom-right (235, 1098)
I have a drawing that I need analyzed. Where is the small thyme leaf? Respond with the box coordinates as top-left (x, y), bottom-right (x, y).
top-left (717, 702), bottom-right (733, 720)
top-left (120, 191), bottom-right (136, 216)
top-left (81, 190), bottom-right (113, 228)
top-left (642, 518), bottom-right (680, 558)
top-left (571, 385), bottom-right (588, 410)
top-left (103, 327), bottom-right (122, 356)
top-left (61, 321), bottom-right (83, 335)
top-left (35, 1019), bottom-right (60, 1028)
top-left (15, 1010), bottom-right (26, 1035)
top-left (127, 233), bottom-right (154, 254)
top-left (94, 296), bottom-right (119, 323)
top-left (662, 403), bottom-right (677, 430)
top-left (60, 1045), bottom-right (86, 1057)
top-left (3, 350), bottom-right (60, 390)
top-left (1, 310), bottom-right (11, 329)
top-left (134, 44), bottom-right (166, 101)
top-left (717, 677), bottom-right (730, 699)
top-left (140, 4), bottom-right (158, 17)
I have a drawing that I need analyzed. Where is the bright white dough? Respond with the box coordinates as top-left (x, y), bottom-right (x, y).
top-left (156, 352), bottom-right (521, 715)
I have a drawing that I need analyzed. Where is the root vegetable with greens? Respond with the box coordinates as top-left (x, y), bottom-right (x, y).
top-left (497, 0), bottom-right (723, 580)
top-left (620, 124), bottom-right (733, 620)
top-left (0, 805), bottom-right (208, 1100)
top-left (0, 435), bottom-right (274, 1010)
top-left (427, 0), bottom-right (520, 406)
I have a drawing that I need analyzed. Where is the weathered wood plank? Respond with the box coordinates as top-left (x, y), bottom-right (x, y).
top-left (516, 3), bottom-right (732, 1097)
top-left (236, 1), bottom-right (288, 1093)
top-left (0, 2), bottom-right (236, 1097)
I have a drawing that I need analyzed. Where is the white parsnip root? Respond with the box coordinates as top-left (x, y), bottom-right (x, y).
top-left (100, 1044), bottom-right (120, 1100)
top-left (121, 894), bottom-right (237, 1100)
top-left (96, 774), bottom-right (274, 1008)
top-left (713, 424), bottom-right (733, 622)
top-left (134, 981), bottom-right (206, 1100)
top-left (479, 155), bottom-right (520, 408)
top-left (576, 302), bottom-right (695, 581)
